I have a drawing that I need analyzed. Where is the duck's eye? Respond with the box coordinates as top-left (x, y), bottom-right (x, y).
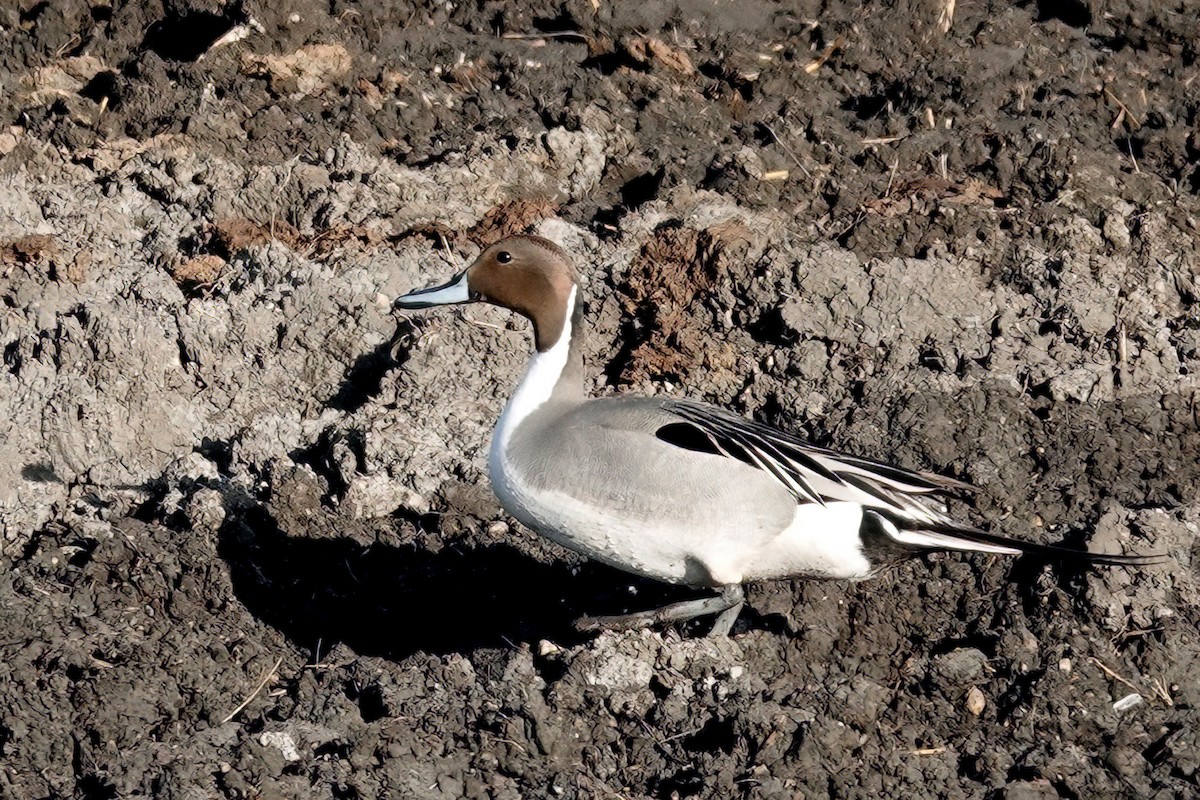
top-left (496, 250), bottom-right (513, 264)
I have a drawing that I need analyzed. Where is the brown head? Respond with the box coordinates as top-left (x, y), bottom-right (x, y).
top-left (394, 236), bottom-right (579, 352)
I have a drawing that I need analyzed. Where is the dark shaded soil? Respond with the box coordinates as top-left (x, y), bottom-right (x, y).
top-left (1, 1), bottom-right (1198, 798)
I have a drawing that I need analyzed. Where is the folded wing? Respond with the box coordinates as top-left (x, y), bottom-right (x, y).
top-left (660, 399), bottom-right (965, 521)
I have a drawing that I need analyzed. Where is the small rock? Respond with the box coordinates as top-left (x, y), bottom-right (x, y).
top-left (1113, 693), bottom-right (1143, 713)
top-left (259, 731), bottom-right (301, 762)
top-left (1103, 211), bottom-right (1131, 251)
top-left (965, 687), bottom-right (986, 716)
top-left (0, 125), bottom-right (22, 156)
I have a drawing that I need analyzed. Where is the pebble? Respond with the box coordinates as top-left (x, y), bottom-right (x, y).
top-left (965, 687), bottom-right (986, 716)
top-left (260, 731), bottom-right (301, 761)
top-left (1112, 693), bottom-right (1143, 713)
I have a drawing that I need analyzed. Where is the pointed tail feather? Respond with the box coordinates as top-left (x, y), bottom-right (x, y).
top-left (871, 512), bottom-right (1168, 567)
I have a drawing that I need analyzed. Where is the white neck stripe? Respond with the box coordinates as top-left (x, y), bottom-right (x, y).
top-left (491, 285), bottom-right (575, 449)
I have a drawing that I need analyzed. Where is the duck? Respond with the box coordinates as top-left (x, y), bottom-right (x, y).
top-left (393, 235), bottom-right (1160, 636)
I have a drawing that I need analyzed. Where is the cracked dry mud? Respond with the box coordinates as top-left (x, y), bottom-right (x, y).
top-left (1, 1), bottom-right (1198, 798)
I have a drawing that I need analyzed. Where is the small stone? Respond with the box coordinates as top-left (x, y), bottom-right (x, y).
top-left (259, 731), bottom-right (301, 762)
top-left (1103, 212), bottom-right (1131, 251)
top-left (0, 126), bottom-right (21, 156)
top-left (1113, 693), bottom-right (1143, 713)
top-left (537, 639), bottom-right (561, 657)
top-left (1058, 658), bottom-right (1072, 673)
top-left (965, 687), bottom-right (986, 716)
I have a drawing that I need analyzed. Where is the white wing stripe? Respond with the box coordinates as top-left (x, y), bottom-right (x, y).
top-left (662, 399), bottom-right (971, 530)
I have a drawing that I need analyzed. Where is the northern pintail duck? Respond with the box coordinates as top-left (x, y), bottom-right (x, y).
top-left (394, 235), bottom-right (1160, 635)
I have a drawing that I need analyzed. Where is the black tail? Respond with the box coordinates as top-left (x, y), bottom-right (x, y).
top-left (865, 510), bottom-right (1169, 567)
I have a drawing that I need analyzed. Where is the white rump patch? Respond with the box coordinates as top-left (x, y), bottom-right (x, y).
top-left (740, 502), bottom-right (872, 581)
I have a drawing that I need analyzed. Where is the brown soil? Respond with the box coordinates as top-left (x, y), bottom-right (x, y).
top-left (1, 1), bottom-right (1198, 798)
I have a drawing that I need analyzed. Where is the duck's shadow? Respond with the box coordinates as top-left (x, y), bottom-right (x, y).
top-left (208, 322), bottom-right (713, 659)
top-left (217, 507), bottom-right (706, 660)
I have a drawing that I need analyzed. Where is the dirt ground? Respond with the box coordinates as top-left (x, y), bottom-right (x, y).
top-left (1, 0), bottom-right (1199, 797)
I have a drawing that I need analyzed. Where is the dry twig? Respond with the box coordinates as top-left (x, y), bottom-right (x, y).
top-left (761, 122), bottom-right (812, 178)
top-left (937, 0), bottom-right (956, 34)
top-left (1103, 88), bottom-right (1141, 129)
top-left (804, 36), bottom-right (845, 74)
top-left (1089, 657), bottom-right (1142, 694)
top-left (911, 746), bottom-right (947, 756)
top-left (221, 655), bottom-right (284, 724)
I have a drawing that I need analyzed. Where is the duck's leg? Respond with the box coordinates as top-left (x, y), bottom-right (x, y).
top-left (707, 586), bottom-right (745, 637)
top-left (575, 584), bottom-right (744, 636)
